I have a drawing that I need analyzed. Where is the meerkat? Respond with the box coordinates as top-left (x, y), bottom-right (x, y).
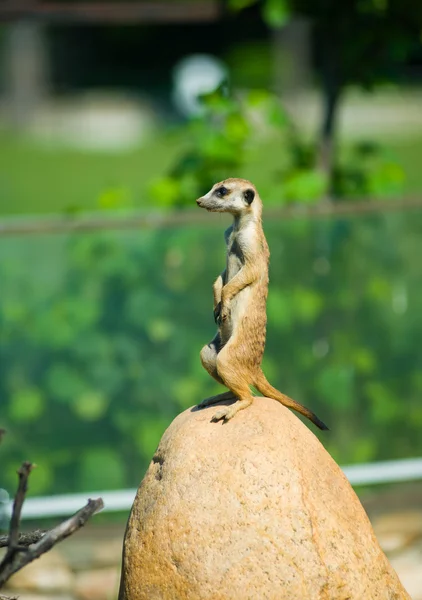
top-left (196, 177), bottom-right (328, 430)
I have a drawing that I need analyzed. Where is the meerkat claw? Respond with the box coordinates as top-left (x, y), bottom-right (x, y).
top-left (211, 407), bottom-right (231, 422)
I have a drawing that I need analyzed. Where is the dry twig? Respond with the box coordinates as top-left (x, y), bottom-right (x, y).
top-left (3, 463), bottom-right (33, 557)
top-left (0, 497), bottom-right (103, 586)
top-left (0, 431), bottom-right (104, 589)
top-left (0, 529), bottom-right (46, 549)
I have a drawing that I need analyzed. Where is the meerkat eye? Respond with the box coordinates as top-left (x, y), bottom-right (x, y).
top-left (215, 186), bottom-right (229, 198)
top-left (244, 189), bottom-right (255, 205)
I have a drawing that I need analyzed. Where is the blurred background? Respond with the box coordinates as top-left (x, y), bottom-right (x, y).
top-left (0, 1), bottom-right (422, 598)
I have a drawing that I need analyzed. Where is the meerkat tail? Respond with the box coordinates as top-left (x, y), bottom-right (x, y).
top-left (254, 372), bottom-right (329, 431)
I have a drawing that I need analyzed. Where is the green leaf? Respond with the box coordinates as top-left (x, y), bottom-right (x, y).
top-left (353, 348), bottom-right (377, 374)
top-left (228, 0), bottom-right (257, 11)
top-left (292, 288), bottom-right (323, 323)
top-left (315, 366), bottom-right (355, 409)
top-left (79, 448), bottom-right (126, 490)
top-left (365, 382), bottom-right (400, 424)
top-left (173, 377), bottom-right (204, 410)
top-left (368, 162), bottom-right (405, 196)
top-left (226, 113), bottom-right (250, 143)
top-left (263, 0), bottom-right (290, 28)
top-left (247, 90), bottom-right (272, 107)
top-left (24, 464), bottom-right (53, 495)
top-left (97, 186), bottom-right (132, 210)
top-left (353, 437), bottom-right (377, 463)
top-left (72, 391), bottom-right (109, 421)
top-left (46, 364), bottom-right (87, 404)
top-left (282, 169), bottom-right (328, 202)
top-left (147, 318), bottom-right (174, 342)
top-left (9, 387), bottom-right (45, 422)
top-left (148, 177), bottom-right (181, 208)
top-left (135, 418), bottom-right (170, 457)
top-left (266, 289), bottom-right (292, 330)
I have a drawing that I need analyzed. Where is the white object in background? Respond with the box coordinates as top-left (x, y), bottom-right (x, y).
top-left (172, 54), bottom-right (228, 117)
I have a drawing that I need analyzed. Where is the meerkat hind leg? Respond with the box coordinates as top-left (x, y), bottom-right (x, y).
top-left (197, 390), bottom-right (238, 409)
top-left (198, 336), bottom-right (239, 409)
top-left (200, 336), bottom-right (224, 384)
top-left (213, 350), bottom-right (255, 421)
top-left (211, 396), bottom-right (253, 422)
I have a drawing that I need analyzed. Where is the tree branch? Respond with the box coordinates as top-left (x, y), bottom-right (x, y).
top-left (0, 498), bottom-right (104, 586)
top-left (6, 463), bottom-right (33, 555)
top-left (0, 530), bottom-right (46, 549)
top-left (0, 445), bottom-right (104, 589)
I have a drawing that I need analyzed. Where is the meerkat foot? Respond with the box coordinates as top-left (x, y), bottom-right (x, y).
top-left (197, 391), bottom-right (237, 409)
top-left (211, 398), bottom-right (253, 422)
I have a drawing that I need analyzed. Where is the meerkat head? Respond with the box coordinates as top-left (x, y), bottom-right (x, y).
top-left (196, 178), bottom-right (261, 216)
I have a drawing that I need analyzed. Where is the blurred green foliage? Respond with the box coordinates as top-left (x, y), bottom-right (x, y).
top-left (1, 209), bottom-right (421, 495)
top-left (150, 87), bottom-right (404, 207)
top-left (0, 107), bottom-right (420, 217)
top-left (233, 0), bottom-right (422, 88)
top-left (232, 0), bottom-right (422, 194)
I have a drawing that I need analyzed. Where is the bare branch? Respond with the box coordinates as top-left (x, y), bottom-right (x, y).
top-left (0, 462), bottom-right (34, 586)
top-left (0, 498), bottom-right (104, 586)
top-left (6, 463), bottom-right (34, 554)
top-left (0, 530), bottom-right (46, 549)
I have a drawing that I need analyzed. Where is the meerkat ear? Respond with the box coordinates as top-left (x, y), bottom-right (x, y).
top-left (244, 189), bottom-right (255, 205)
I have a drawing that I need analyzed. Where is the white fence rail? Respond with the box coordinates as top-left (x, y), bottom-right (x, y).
top-left (2, 457), bottom-right (422, 521)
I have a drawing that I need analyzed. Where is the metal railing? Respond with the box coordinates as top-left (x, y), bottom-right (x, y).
top-left (2, 457), bottom-right (422, 521)
top-left (1, 196), bottom-right (422, 237)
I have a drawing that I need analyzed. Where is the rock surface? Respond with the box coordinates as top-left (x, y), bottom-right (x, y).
top-left (119, 397), bottom-right (411, 600)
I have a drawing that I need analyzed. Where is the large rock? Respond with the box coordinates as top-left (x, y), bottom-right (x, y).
top-left (119, 397), bottom-right (410, 600)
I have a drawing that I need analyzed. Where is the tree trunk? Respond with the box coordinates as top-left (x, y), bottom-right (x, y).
top-left (2, 20), bottom-right (50, 129)
top-left (317, 84), bottom-right (341, 189)
top-left (316, 29), bottom-right (343, 199)
top-left (272, 18), bottom-right (312, 98)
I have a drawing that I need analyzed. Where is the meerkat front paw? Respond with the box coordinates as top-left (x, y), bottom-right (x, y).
top-left (213, 302), bottom-right (222, 324)
top-left (213, 302), bottom-right (229, 325)
top-left (219, 304), bottom-right (230, 323)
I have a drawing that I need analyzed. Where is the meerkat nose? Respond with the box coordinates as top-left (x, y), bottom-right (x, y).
top-left (196, 198), bottom-right (203, 206)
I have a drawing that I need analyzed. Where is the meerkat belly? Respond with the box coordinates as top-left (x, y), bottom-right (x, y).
top-left (220, 284), bottom-right (257, 345)
top-left (230, 285), bottom-right (253, 325)
top-left (226, 248), bottom-right (243, 281)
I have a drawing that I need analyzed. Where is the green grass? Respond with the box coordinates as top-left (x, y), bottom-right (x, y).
top-left (384, 137), bottom-right (422, 194)
top-left (0, 130), bottom-right (184, 217)
top-left (0, 128), bottom-right (421, 218)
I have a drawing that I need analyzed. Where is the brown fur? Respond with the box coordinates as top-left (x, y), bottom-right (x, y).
top-left (196, 178), bottom-right (328, 430)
